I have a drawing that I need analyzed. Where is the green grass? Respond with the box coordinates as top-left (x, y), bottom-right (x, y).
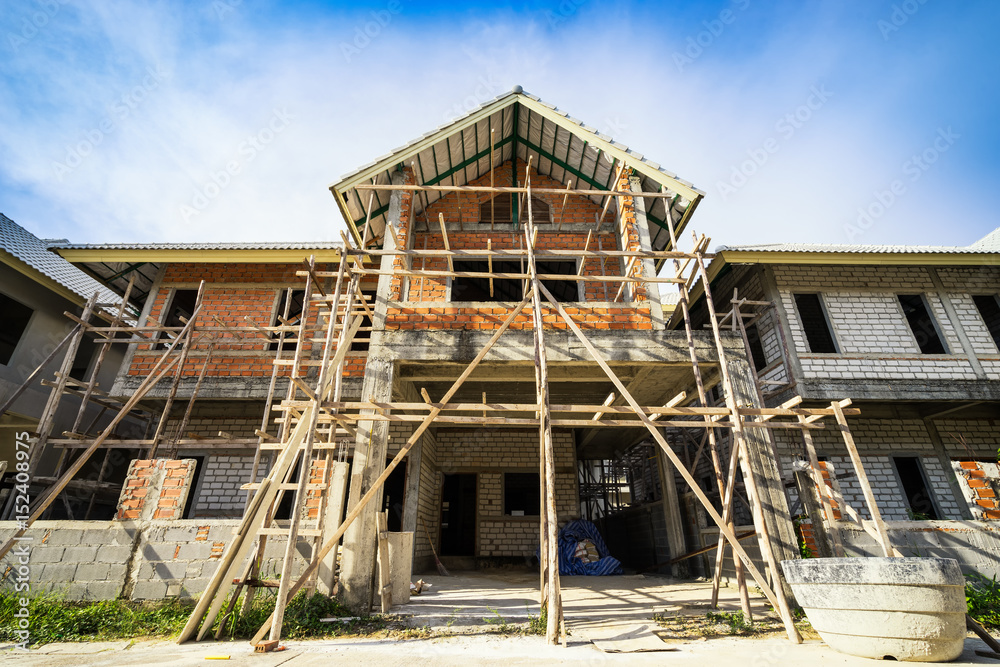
top-left (0, 590), bottom-right (385, 647)
top-left (0, 592), bottom-right (192, 646)
top-left (966, 572), bottom-right (1000, 629)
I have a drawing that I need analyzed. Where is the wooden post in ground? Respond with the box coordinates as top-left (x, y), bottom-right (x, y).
top-left (524, 185), bottom-right (564, 645)
top-left (536, 280), bottom-right (801, 644)
top-left (247, 293), bottom-right (535, 646)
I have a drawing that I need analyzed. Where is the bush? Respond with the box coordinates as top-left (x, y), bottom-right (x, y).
top-left (966, 572), bottom-right (1000, 629)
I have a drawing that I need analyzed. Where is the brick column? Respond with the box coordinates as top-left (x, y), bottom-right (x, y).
top-left (116, 459), bottom-right (197, 521)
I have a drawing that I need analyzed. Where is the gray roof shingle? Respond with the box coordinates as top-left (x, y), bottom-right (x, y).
top-left (1, 213), bottom-right (121, 305)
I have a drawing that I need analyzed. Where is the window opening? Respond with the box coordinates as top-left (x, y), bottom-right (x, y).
top-left (744, 322), bottom-right (768, 371)
top-left (793, 293), bottom-right (837, 353)
top-left (973, 294), bottom-right (1000, 351)
top-left (504, 472), bottom-right (540, 516)
top-left (892, 456), bottom-right (938, 519)
top-left (898, 294), bottom-right (946, 354)
top-left (0, 294), bottom-right (33, 366)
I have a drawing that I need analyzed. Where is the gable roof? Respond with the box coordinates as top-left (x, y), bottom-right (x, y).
top-left (330, 87), bottom-right (704, 254)
top-left (0, 213), bottom-right (122, 310)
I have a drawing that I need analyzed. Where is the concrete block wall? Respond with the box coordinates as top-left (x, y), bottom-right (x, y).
top-left (598, 501), bottom-right (670, 570)
top-left (434, 428), bottom-right (580, 558)
top-left (193, 454), bottom-right (263, 516)
top-left (770, 263), bottom-right (999, 382)
top-left (0, 519), bottom-right (312, 601)
top-left (774, 418), bottom-right (967, 521)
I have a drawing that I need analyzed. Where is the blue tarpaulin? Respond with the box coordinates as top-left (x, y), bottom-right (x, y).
top-left (554, 519), bottom-right (623, 576)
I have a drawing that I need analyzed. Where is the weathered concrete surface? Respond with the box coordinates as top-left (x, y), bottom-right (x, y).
top-left (373, 329), bottom-right (732, 365)
top-left (783, 557), bottom-right (966, 662)
top-left (0, 519), bottom-right (312, 601)
top-left (797, 378), bottom-right (1000, 402)
top-left (839, 520), bottom-right (1000, 579)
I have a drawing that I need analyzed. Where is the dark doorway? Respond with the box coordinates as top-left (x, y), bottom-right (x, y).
top-left (381, 460), bottom-right (407, 532)
top-left (440, 473), bottom-right (477, 556)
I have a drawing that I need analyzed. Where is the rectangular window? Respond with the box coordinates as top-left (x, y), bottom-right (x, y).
top-left (451, 260), bottom-right (579, 302)
top-left (504, 472), bottom-right (540, 516)
top-left (269, 289), bottom-right (305, 351)
top-left (793, 293), bottom-right (837, 353)
top-left (744, 322), bottom-right (768, 371)
top-left (158, 289), bottom-right (198, 349)
top-left (892, 456), bottom-right (938, 520)
top-left (973, 294), bottom-right (1000, 351)
top-left (0, 293), bottom-right (33, 366)
top-left (898, 294), bottom-right (947, 354)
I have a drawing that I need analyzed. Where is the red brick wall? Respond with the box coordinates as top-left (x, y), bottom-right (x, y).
top-left (116, 459), bottom-right (197, 521)
top-left (957, 461), bottom-right (1000, 519)
top-left (387, 162), bottom-right (655, 331)
top-left (128, 261), bottom-right (369, 379)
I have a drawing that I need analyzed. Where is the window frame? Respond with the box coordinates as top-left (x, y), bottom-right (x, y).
top-left (890, 455), bottom-right (940, 520)
top-left (477, 195), bottom-right (552, 226)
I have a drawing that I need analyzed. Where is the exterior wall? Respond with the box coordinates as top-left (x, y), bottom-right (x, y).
top-left (0, 519), bottom-right (311, 600)
top-left (432, 428), bottom-right (579, 559)
top-left (769, 263), bottom-right (998, 383)
top-left (775, 417), bottom-right (998, 522)
top-left (0, 263), bottom-right (136, 479)
top-left (122, 260), bottom-right (369, 383)
top-left (384, 162), bottom-right (656, 333)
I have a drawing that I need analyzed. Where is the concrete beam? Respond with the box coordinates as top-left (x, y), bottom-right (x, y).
top-left (373, 329), bottom-right (728, 365)
top-left (797, 379), bottom-right (1000, 402)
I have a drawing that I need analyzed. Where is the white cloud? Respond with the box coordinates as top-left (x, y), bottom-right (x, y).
top-left (0, 1), bottom-right (996, 248)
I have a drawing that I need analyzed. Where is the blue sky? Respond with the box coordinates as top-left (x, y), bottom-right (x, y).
top-left (1, 0), bottom-right (998, 249)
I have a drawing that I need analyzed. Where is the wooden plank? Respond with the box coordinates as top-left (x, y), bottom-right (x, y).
top-left (355, 183), bottom-right (683, 199)
top-left (248, 291), bottom-right (536, 646)
top-left (376, 511), bottom-right (392, 613)
top-left (535, 280), bottom-right (799, 643)
top-left (832, 401), bottom-right (894, 557)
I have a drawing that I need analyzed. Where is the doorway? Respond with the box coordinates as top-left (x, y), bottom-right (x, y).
top-left (440, 473), bottom-right (477, 556)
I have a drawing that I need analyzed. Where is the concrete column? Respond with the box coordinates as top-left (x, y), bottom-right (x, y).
top-left (629, 176), bottom-right (665, 329)
top-left (339, 175), bottom-right (405, 612)
top-left (337, 355), bottom-right (395, 612)
top-left (928, 267), bottom-right (985, 379)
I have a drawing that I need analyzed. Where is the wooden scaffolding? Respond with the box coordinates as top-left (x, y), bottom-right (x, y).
top-left (0, 166), bottom-right (879, 649)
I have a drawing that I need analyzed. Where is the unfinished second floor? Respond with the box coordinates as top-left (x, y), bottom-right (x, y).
top-left (688, 236), bottom-right (1000, 401)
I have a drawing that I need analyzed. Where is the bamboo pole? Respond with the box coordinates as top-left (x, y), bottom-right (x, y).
top-left (832, 401), bottom-right (894, 557)
top-left (691, 253), bottom-right (800, 642)
top-left (247, 291), bottom-right (535, 646)
top-left (535, 279), bottom-right (800, 644)
top-left (524, 184), bottom-right (564, 645)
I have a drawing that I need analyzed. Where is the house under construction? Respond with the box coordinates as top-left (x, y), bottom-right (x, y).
top-left (3, 88), bottom-right (994, 647)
